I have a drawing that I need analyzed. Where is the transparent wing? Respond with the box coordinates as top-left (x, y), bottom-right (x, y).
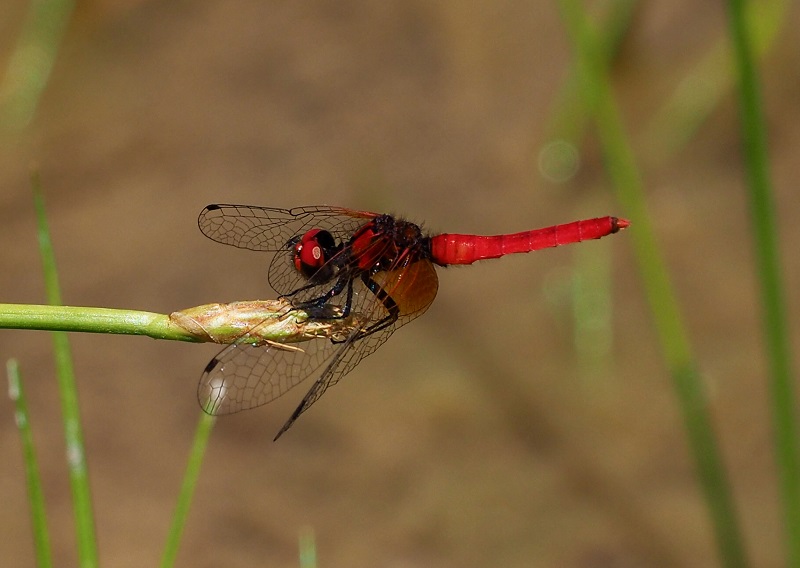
top-left (198, 259), bottom-right (439, 439)
top-left (198, 204), bottom-right (377, 296)
top-left (197, 204), bottom-right (375, 251)
top-left (272, 258), bottom-right (440, 438)
top-left (199, 336), bottom-right (338, 416)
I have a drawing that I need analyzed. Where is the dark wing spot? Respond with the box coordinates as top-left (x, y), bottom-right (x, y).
top-left (204, 357), bottom-right (221, 374)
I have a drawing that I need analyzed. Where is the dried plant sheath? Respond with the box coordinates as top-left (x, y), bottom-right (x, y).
top-left (170, 299), bottom-right (365, 345)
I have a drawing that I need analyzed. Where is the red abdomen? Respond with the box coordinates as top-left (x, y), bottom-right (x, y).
top-left (430, 216), bottom-right (629, 266)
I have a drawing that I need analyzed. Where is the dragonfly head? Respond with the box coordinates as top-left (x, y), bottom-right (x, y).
top-left (292, 228), bottom-right (339, 280)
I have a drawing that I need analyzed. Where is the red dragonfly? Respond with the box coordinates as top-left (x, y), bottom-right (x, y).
top-left (197, 204), bottom-right (629, 439)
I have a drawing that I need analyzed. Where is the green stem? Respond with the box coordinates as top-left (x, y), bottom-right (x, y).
top-left (646, 0), bottom-right (789, 160)
top-left (0, 304), bottom-right (199, 342)
top-left (544, 0), bottom-right (638, 147)
top-left (556, 2), bottom-right (748, 566)
top-left (0, 300), bottom-right (360, 346)
top-left (0, 0), bottom-right (75, 133)
top-left (160, 412), bottom-right (215, 568)
top-left (726, 0), bottom-right (800, 564)
top-left (7, 359), bottom-right (53, 568)
top-left (33, 177), bottom-right (98, 568)
top-left (299, 527), bottom-right (318, 568)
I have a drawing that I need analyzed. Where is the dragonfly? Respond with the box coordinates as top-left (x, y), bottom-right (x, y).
top-left (197, 204), bottom-right (629, 439)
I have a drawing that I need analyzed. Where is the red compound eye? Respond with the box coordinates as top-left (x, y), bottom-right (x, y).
top-left (300, 240), bottom-right (323, 267)
top-left (293, 229), bottom-right (332, 277)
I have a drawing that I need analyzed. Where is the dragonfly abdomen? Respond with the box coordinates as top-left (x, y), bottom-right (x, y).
top-left (429, 216), bottom-right (628, 265)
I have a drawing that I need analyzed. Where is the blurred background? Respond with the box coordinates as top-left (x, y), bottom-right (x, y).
top-left (1, 0), bottom-right (799, 566)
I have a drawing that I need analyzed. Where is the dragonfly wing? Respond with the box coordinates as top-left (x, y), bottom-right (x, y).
top-left (198, 204), bottom-right (374, 252)
top-left (273, 260), bottom-right (440, 439)
top-left (198, 204), bottom-right (377, 296)
top-left (273, 321), bottom-right (396, 439)
top-left (198, 336), bottom-right (338, 416)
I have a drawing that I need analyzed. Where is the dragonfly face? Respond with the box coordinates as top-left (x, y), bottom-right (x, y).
top-left (291, 228), bottom-right (340, 282)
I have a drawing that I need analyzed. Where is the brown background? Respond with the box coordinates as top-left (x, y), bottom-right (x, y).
top-left (2, 1), bottom-right (800, 566)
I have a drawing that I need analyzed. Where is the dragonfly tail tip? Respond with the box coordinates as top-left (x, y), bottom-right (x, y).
top-left (613, 217), bottom-right (631, 232)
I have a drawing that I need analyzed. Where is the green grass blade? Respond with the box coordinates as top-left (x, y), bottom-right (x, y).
top-left (543, 0), bottom-right (638, 148)
top-left (299, 526), bottom-right (318, 568)
top-left (0, 0), bottom-right (75, 134)
top-left (571, 237), bottom-right (614, 381)
top-left (0, 304), bottom-right (201, 341)
top-left (160, 412), bottom-right (216, 568)
top-left (646, 0), bottom-right (789, 160)
top-left (555, 2), bottom-right (749, 566)
top-left (726, 0), bottom-right (799, 563)
top-left (32, 176), bottom-right (99, 567)
top-left (7, 359), bottom-right (53, 568)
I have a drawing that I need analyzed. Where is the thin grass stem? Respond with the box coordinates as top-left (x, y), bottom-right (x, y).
top-left (646, 0), bottom-right (789, 160)
top-left (0, 304), bottom-right (199, 341)
top-left (555, 1), bottom-right (749, 566)
top-left (160, 412), bottom-right (216, 568)
top-left (0, 0), bottom-right (75, 134)
top-left (0, 300), bottom-right (363, 346)
top-left (726, 0), bottom-right (799, 563)
top-left (7, 359), bottom-right (53, 568)
top-left (543, 0), bottom-right (638, 148)
top-left (299, 526), bottom-right (318, 568)
top-left (32, 175), bottom-right (99, 567)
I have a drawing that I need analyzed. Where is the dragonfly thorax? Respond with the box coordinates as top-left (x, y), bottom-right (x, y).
top-left (349, 215), bottom-right (430, 272)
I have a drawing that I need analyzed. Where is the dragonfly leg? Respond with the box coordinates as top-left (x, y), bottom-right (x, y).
top-left (287, 272), bottom-right (346, 307)
top-left (293, 273), bottom-right (356, 321)
top-left (331, 271), bottom-right (399, 343)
